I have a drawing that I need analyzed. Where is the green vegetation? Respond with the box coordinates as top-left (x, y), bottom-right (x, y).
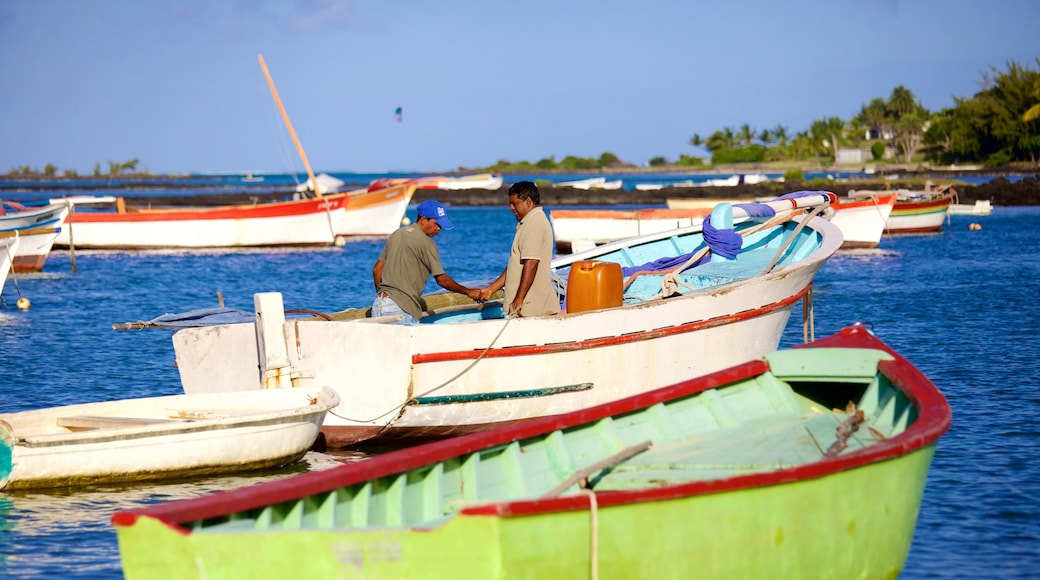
top-left (480, 59), bottom-right (1040, 173)
top-left (5, 158), bottom-right (148, 179)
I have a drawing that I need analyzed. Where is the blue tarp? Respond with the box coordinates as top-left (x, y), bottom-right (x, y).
top-left (619, 191), bottom-right (829, 277)
top-left (139, 307), bottom-right (257, 327)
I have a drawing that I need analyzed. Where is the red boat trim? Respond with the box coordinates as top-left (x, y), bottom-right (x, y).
top-left (892, 192), bottom-right (954, 213)
top-left (413, 285), bottom-right (810, 364)
top-left (832, 192), bottom-right (898, 210)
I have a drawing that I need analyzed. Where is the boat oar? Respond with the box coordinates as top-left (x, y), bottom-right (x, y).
top-left (541, 439), bottom-right (652, 499)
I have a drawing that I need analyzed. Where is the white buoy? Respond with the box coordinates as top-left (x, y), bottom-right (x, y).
top-left (401, 217), bottom-right (411, 226)
top-left (16, 297), bottom-right (30, 310)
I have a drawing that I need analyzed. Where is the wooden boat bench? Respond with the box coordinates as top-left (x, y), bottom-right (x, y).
top-left (56, 415), bottom-right (178, 430)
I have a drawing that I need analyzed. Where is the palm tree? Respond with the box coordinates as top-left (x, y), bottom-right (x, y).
top-left (887, 85), bottom-right (918, 118)
top-left (738, 124), bottom-right (755, 146)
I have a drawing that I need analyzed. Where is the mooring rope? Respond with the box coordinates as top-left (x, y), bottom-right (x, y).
top-left (325, 313), bottom-right (516, 425)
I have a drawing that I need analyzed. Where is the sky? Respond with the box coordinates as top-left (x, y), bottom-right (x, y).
top-left (1, 1), bottom-right (1037, 175)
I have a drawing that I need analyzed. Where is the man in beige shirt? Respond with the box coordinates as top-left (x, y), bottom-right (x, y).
top-left (480, 181), bottom-right (561, 317)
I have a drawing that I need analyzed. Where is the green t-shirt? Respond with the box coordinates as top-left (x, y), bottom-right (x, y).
top-left (377, 224), bottom-right (445, 320)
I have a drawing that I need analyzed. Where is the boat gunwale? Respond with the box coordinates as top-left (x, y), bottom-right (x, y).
top-left (112, 325), bottom-right (951, 531)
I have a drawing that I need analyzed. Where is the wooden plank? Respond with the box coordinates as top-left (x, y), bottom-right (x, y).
top-left (57, 415), bottom-right (175, 430)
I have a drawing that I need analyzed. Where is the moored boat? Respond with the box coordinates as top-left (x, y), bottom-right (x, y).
top-left (948, 199), bottom-right (992, 216)
top-left (52, 195), bottom-right (348, 249)
top-left (828, 192), bottom-right (897, 249)
top-left (111, 324), bottom-right (951, 579)
top-left (166, 192), bottom-right (842, 448)
top-left (553, 176), bottom-right (623, 190)
top-left (850, 185), bottom-right (954, 234)
top-left (0, 200), bottom-right (69, 272)
top-left (553, 191), bottom-right (896, 253)
top-left (0, 386), bottom-right (339, 490)
top-left (418, 173), bottom-right (504, 191)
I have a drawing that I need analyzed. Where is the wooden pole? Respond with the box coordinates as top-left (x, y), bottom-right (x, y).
top-left (257, 54), bottom-right (322, 198)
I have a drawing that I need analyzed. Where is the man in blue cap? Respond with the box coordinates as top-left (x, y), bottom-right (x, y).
top-left (372, 199), bottom-right (482, 324)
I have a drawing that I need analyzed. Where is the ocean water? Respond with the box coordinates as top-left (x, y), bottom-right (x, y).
top-left (1, 205), bottom-right (1038, 578)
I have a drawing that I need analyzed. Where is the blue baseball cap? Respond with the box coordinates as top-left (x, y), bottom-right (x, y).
top-left (416, 199), bottom-right (454, 230)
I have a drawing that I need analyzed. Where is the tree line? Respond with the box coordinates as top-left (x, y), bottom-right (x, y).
top-left (5, 159), bottom-right (145, 179)
top-left (484, 58), bottom-right (1040, 172)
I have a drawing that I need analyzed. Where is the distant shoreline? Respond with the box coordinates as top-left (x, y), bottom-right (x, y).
top-left (2, 170), bottom-right (1037, 206)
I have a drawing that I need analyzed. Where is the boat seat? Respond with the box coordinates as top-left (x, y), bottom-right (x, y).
top-left (56, 415), bottom-right (177, 430)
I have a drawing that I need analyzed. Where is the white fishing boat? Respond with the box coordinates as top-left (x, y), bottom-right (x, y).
top-left (0, 386), bottom-right (339, 490)
top-left (554, 191), bottom-right (887, 253)
top-left (827, 192), bottom-right (897, 249)
top-left (550, 207), bottom-right (712, 254)
top-left (849, 184), bottom-right (955, 234)
top-left (0, 201), bottom-right (69, 272)
top-left (554, 177), bottom-right (623, 190)
top-left (418, 173), bottom-right (504, 191)
top-left (165, 193), bottom-right (841, 448)
top-left (948, 199), bottom-right (992, 216)
top-left (52, 195), bottom-right (347, 249)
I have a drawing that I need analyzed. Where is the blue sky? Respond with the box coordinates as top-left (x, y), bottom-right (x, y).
top-left (1, 0), bottom-right (1037, 175)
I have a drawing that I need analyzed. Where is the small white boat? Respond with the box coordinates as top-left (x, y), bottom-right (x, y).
top-left (948, 199), bottom-right (992, 216)
top-left (634, 183), bottom-right (665, 191)
top-left (693, 175), bottom-right (741, 187)
top-left (0, 386), bottom-right (339, 490)
top-left (0, 201), bottom-right (69, 272)
top-left (418, 173), bottom-right (504, 191)
top-left (554, 177), bottom-right (623, 190)
top-left (295, 173), bottom-right (345, 194)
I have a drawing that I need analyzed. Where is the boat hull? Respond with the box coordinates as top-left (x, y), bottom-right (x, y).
top-left (332, 183), bottom-right (415, 238)
top-left (54, 197), bottom-right (347, 249)
top-left (112, 325), bottom-right (951, 579)
top-left (0, 387), bottom-right (338, 490)
top-left (173, 207), bottom-right (842, 448)
top-left (886, 194), bottom-right (953, 233)
top-left (828, 193), bottom-right (896, 249)
top-left (115, 446), bottom-right (934, 579)
top-left (0, 203), bottom-right (69, 272)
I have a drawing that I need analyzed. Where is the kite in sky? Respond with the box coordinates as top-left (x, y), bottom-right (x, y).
top-left (395, 106), bottom-right (403, 122)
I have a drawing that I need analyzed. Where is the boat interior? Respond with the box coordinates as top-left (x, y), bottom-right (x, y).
top-left (183, 347), bottom-right (916, 534)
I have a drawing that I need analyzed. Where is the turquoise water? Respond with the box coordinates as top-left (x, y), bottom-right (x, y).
top-left (1, 204), bottom-right (1038, 578)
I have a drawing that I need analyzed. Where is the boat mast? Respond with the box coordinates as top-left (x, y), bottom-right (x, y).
top-left (257, 54), bottom-right (322, 198)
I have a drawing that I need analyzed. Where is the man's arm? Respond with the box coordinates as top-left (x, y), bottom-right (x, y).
top-left (510, 258), bottom-right (539, 316)
top-left (479, 268), bottom-right (507, 302)
top-left (372, 259), bottom-right (384, 290)
top-left (433, 273), bottom-right (482, 301)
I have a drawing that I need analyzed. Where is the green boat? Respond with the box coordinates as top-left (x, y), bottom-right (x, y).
top-left (112, 324), bottom-right (951, 579)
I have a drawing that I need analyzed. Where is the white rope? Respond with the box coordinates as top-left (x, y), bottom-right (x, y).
top-left (325, 314), bottom-right (515, 425)
top-left (581, 488), bottom-right (599, 580)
